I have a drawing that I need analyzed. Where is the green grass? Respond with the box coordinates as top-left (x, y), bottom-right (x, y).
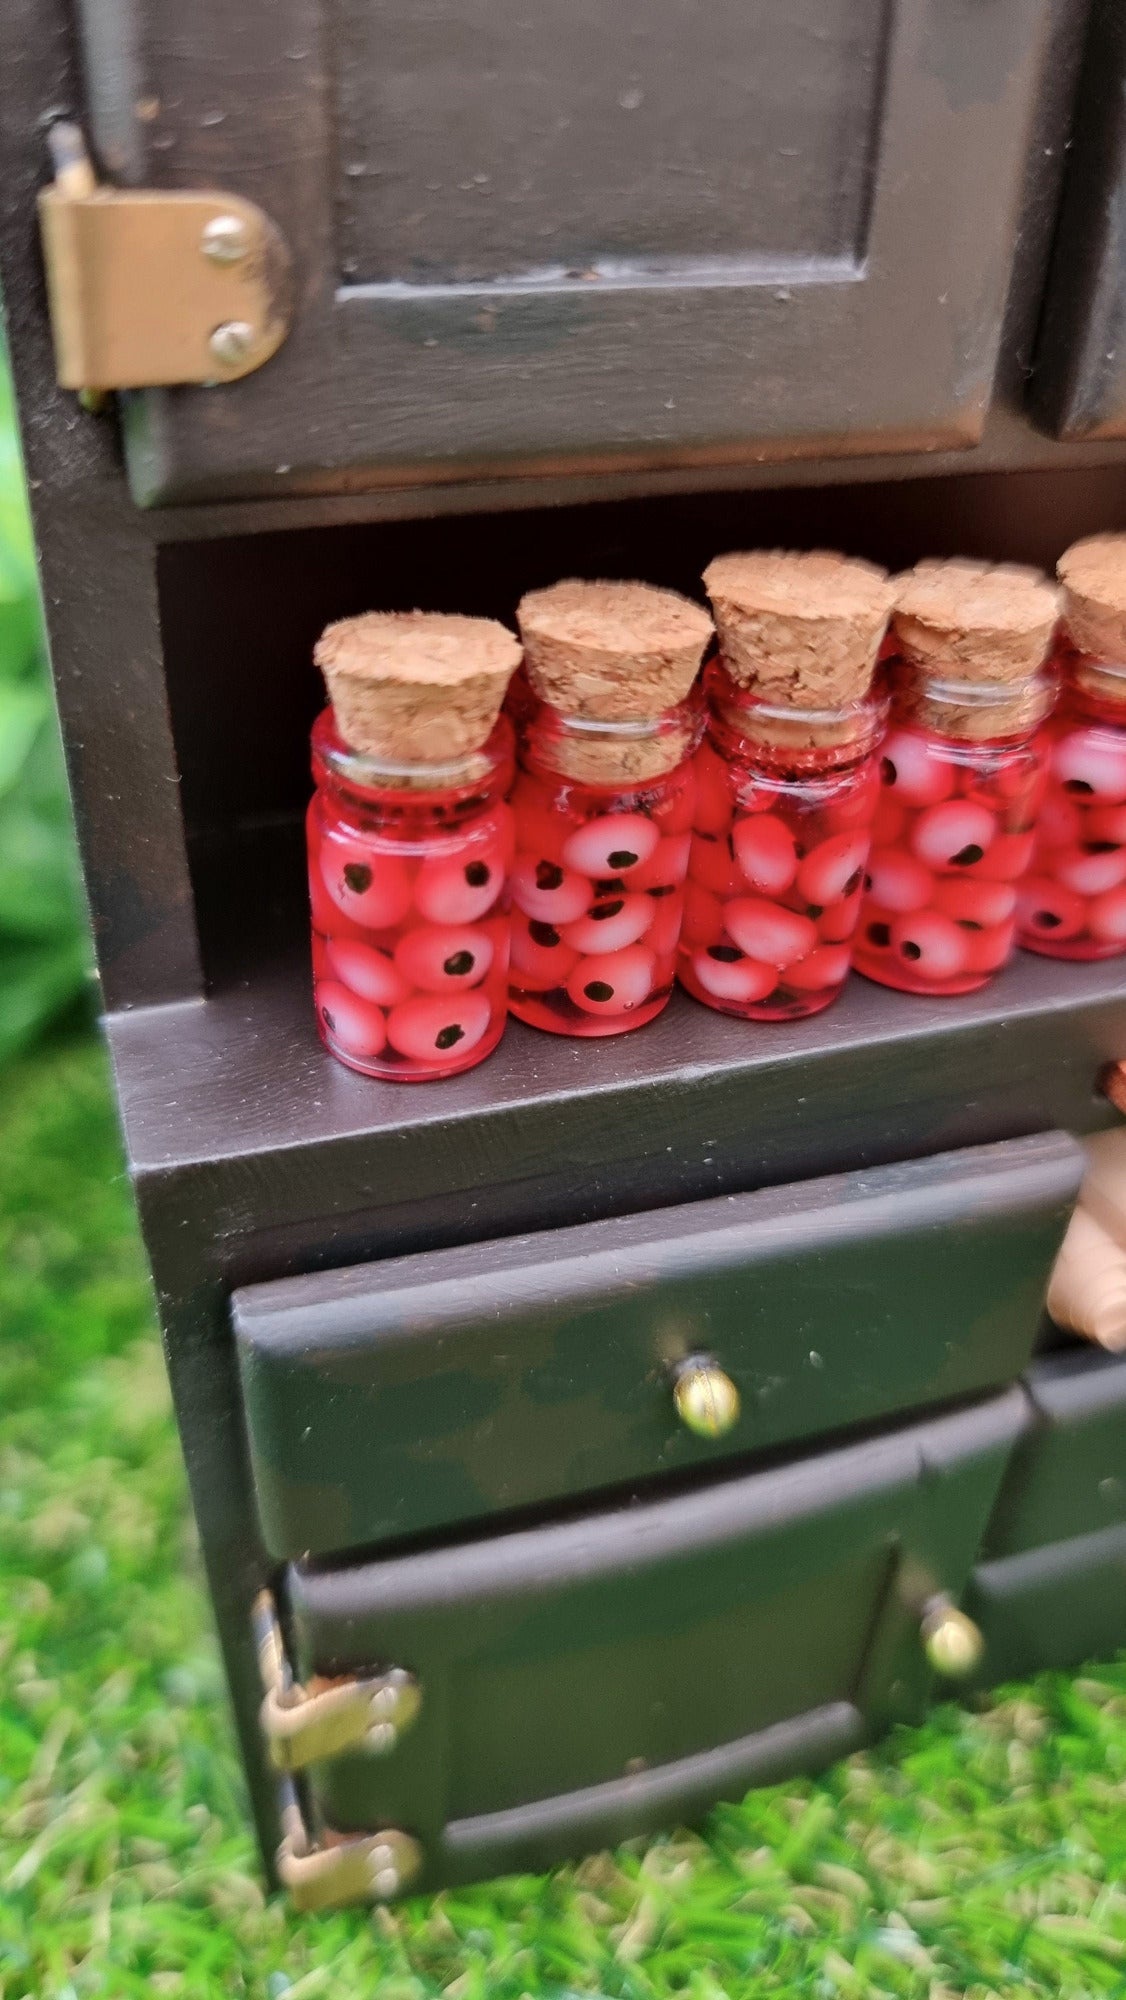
top-left (1, 1036), bottom-right (1125, 1999)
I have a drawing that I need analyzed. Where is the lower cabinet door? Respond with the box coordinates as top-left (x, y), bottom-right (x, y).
top-left (966, 1349), bottom-right (1126, 1681)
top-left (283, 1391), bottom-right (1023, 1889)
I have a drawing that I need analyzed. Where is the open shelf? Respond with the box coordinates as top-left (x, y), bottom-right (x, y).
top-left (106, 830), bottom-right (1126, 1275)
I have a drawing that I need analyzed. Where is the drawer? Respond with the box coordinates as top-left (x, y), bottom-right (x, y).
top-left (235, 1132), bottom-right (1080, 1560)
top-left (283, 1391), bottom-right (1023, 1889)
top-left (965, 1348), bottom-right (1126, 1681)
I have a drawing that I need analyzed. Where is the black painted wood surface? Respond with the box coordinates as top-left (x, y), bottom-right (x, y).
top-left (286, 1392), bottom-right (1023, 1884)
top-left (78, 0), bottom-right (1073, 503)
top-left (235, 1134), bottom-right (1080, 1560)
top-left (1033, 0), bottom-right (1126, 439)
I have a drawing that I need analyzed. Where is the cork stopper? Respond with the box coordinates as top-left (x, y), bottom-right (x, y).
top-left (515, 579), bottom-right (714, 724)
top-left (314, 611), bottom-right (521, 763)
top-left (1057, 534), bottom-right (1126, 663)
top-left (701, 550), bottom-right (894, 716)
top-left (892, 558), bottom-right (1059, 683)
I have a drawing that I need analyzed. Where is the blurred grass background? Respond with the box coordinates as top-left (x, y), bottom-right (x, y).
top-left (0, 371), bottom-right (1124, 1997)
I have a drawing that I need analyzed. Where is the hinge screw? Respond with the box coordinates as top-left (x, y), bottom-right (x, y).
top-left (202, 214), bottom-right (250, 263)
top-left (209, 319), bottom-right (255, 368)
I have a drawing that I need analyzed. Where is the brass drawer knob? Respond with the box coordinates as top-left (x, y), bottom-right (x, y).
top-left (920, 1600), bottom-right (985, 1678)
top-left (673, 1359), bottom-right (741, 1438)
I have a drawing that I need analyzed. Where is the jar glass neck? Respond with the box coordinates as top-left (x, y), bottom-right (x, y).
top-left (1061, 646), bottom-right (1126, 717)
top-left (891, 661), bottom-right (1053, 741)
top-left (312, 706), bottom-right (514, 805)
top-left (519, 684), bottom-right (705, 785)
top-left (705, 657), bottom-right (886, 770)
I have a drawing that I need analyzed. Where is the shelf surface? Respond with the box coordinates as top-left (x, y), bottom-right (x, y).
top-left (106, 906), bottom-right (1126, 1268)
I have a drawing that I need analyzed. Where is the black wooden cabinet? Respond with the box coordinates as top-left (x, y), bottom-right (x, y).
top-left (4, 0), bottom-right (1126, 1909)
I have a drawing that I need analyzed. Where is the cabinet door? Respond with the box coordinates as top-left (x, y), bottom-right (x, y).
top-left (1033, 0), bottom-right (1126, 439)
top-left (79, 0), bottom-right (1057, 503)
top-left (284, 1392), bottom-right (1022, 1888)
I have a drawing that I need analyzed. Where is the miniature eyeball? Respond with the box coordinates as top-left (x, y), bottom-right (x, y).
top-left (394, 924), bottom-right (495, 994)
top-left (385, 990), bottom-right (493, 1062)
top-left (325, 939), bottom-right (411, 1007)
top-left (731, 813), bottom-right (799, 896)
top-left (688, 946), bottom-right (777, 1004)
top-left (315, 981), bottom-right (387, 1059)
top-left (723, 898), bottom-right (819, 969)
top-left (880, 730), bottom-right (955, 807)
top-left (320, 842), bottom-right (413, 929)
top-left (565, 945), bottom-right (657, 1015)
top-left (561, 812), bottom-right (660, 879)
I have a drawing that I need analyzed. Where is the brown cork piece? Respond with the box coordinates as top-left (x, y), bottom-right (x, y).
top-left (702, 549), bottom-right (894, 712)
top-left (515, 579), bottom-right (714, 724)
top-left (314, 611), bottom-right (521, 763)
top-left (892, 558), bottom-right (1059, 683)
top-left (1058, 534), bottom-right (1126, 663)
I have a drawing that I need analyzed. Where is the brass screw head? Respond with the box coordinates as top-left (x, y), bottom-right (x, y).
top-left (921, 1603), bottom-right (985, 1679)
top-left (208, 319), bottom-right (255, 368)
top-left (673, 1360), bottom-right (741, 1439)
top-left (202, 213), bottom-right (250, 263)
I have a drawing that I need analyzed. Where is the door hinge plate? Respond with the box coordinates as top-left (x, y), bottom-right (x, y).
top-left (37, 123), bottom-right (293, 391)
top-left (254, 1590), bottom-right (422, 1772)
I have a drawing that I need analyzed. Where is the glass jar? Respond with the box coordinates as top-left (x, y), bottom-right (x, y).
top-left (307, 707), bottom-right (515, 1080)
top-left (1018, 650), bottom-right (1126, 958)
top-left (853, 666), bottom-right (1051, 996)
top-left (508, 689), bottom-right (704, 1036)
top-left (678, 659), bottom-right (885, 1020)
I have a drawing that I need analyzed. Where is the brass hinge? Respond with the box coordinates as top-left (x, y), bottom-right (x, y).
top-left (253, 1590), bottom-right (422, 1773)
top-left (37, 123), bottom-right (293, 392)
top-left (254, 1592), bottom-right (424, 1910)
top-left (276, 1778), bottom-right (424, 1913)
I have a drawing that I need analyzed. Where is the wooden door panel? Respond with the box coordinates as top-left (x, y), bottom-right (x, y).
top-left (78, 0), bottom-right (1057, 502)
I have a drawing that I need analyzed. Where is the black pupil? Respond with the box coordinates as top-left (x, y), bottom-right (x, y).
top-left (707, 944), bottom-right (743, 962)
top-left (867, 922), bottom-right (891, 947)
top-left (880, 757), bottom-right (896, 785)
top-left (536, 861), bottom-right (564, 889)
top-left (465, 861), bottom-right (490, 886)
top-left (1064, 779), bottom-right (1094, 795)
top-left (444, 950), bottom-right (474, 976)
top-left (1036, 910), bottom-right (1062, 929)
top-left (584, 980), bottom-right (615, 1002)
top-left (529, 920), bottom-right (560, 947)
top-left (901, 940), bottom-right (923, 961)
top-left (592, 900), bottom-right (624, 920)
top-left (435, 1024), bottom-right (465, 1049)
top-left (607, 850), bottom-right (638, 869)
top-left (951, 844), bottom-right (984, 867)
top-left (843, 870), bottom-right (862, 898)
top-left (321, 1006), bottom-right (336, 1031)
top-left (1085, 841), bottom-right (1119, 854)
top-left (343, 862), bottom-right (372, 894)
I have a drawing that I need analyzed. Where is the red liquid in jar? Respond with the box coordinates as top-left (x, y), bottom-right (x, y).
top-left (854, 722), bottom-right (1045, 996)
top-left (677, 663), bottom-right (884, 1020)
top-left (308, 709), bottom-right (514, 1080)
top-left (1018, 670), bottom-right (1126, 959)
top-left (508, 761), bottom-right (695, 1036)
